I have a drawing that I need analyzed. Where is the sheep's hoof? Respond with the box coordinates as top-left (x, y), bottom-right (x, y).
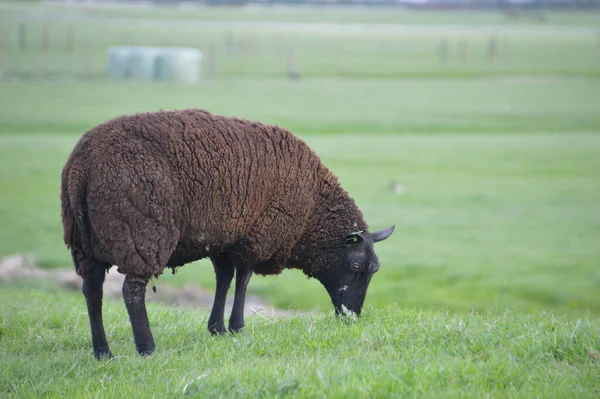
top-left (228, 324), bottom-right (244, 334)
top-left (93, 348), bottom-right (113, 360)
top-left (208, 323), bottom-right (227, 336)
top-left (136, 345), bottom-right (155, 356)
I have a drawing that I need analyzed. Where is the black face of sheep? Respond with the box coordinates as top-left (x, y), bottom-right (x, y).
top-left (317, 226), bottom-right (395, 316)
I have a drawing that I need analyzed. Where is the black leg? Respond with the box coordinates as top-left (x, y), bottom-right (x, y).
top-left (208, 255), bottom-right (235, 335)
top-left (81, 261), bottom-right (112, 359)
top-left (229, 265), bottom-right (253, 334)
top-left (122, 275), bottom-right (155, 356)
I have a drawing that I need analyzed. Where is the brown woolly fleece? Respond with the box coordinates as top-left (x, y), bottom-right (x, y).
top-left (61, 109), bottom-right (368, 279)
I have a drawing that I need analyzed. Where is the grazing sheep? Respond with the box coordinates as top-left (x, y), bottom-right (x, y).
top-left (61, 109), bottom-right (394, 359)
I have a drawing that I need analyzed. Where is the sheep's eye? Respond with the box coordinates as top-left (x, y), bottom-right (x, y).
top-left (352, 262), bottom-right (361, 271)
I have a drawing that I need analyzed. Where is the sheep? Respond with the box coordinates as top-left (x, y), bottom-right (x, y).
top-left (61, 108), bottom-right (394, 359)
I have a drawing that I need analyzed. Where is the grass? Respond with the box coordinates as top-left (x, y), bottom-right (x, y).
top-left (1, 78), bottom-right (600, 135)
top-left (2, 3), bottom-right (600, 81)
top-left (0, 3), bottom-right (598, 317)
top-left (1, 2), bottom-right (600, 396)
top-left (3, 28), bottom-right (600, 80)
top-left (0, 282), bottom-right (599, 398)
top-left (2, 132), bottom-right (600, 315)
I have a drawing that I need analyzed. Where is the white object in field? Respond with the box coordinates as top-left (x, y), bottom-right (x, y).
top-left (107, 46), bottom-right (202, 84)
top-left (156, 48), bottom-right (202, 84)
top-left (390, 181), bottom-right (406, 195)
top-left (130, 47), bottom-right (163, 81)
top-left (107, 46), bottom-right (131, 79)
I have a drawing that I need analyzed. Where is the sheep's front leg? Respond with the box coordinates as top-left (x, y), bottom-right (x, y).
top-left (229, 265), bottom-right (253, 333)
top-left (208, 254), bottom-right (235, 335)
top-left (81, 261), bottom-right (112, 359)
top-left (123, 275), bottom-right (155, 356)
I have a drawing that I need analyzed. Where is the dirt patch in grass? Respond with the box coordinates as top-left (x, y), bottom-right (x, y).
top-left (0, 253), bottom-right (305, 317)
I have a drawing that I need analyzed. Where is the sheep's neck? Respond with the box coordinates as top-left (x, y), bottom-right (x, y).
top-left (290, 173), bottom-right (367, 275)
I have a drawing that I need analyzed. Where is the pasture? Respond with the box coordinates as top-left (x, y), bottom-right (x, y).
top-left (0, 1), bottom-right (599, 397)
top-left (0, 283), bottom-right (599, 397)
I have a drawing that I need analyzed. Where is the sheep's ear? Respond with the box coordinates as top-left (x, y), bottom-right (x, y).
top-left (371, 226), bottom-right (395, 243)
top-left (344, 231), bottom-right (364, 245)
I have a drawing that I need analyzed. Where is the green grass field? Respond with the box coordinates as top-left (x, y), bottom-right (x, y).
top-left (0, 1), bottom-right (599, 396)
top-left (1, 283), bottom-right (599, 398)
top-left (2, 131), bottom-right (600, 315)
top-left (2, 1), bottom-right (600, 80)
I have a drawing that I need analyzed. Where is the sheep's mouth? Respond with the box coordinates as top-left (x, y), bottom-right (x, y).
top-left (331, 294), bottom-right (362, 317)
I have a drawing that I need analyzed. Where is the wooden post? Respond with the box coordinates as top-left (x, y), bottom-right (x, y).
top-left (19, 22), bottom-right (26, 51)
top-left (459, 37), bottom-right (468, 63)
top-left (0, 29), bottom-right (5, 80)
top-left (237, 37), bottom-right (246, 73)
top-left (438, 38), bottom-right (448, 66)
top-left (41, 24), bottom-right (50, 52)
top-left (84, 43), bottom-right (93, 79)
top-left (250, 34), bottom-right (259, 56)
top-left (286, 45), bottom-right (300, 80)
top-left (275, 34), bottom-right (283, 57)
top-left (339, 38), bottom-right (347, 75)
top-left (120, 29), bottom-right (129, 46)
top-left (38, 45), bottom-right (48, 80)
top-left (66, 25), bottom-right (74, 53)
top-left (225, 31), bottom-right (235, 57)
top-left (239, 34), bottom-right (247, 55)
top-left (208, 44), bottom-right (219, 79)
top-left (411, 44), bottom-right (421, 63)
top-left (488, 33), bottom-right (498, 65)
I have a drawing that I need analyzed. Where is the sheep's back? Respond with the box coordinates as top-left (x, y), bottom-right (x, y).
top-left (81, 109), bottom-right (325, 271)
top-left (169, 110), bottom-right (324, 263)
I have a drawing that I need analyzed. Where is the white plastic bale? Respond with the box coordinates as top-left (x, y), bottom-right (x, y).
top-left (107, 46), bottom-right (201, 83)
top-left (172, 49), bottom-right (202, 84)
top-left (129, 47), bottom-right (162, 81)
top-left (107, 47), bottom-right (132, 79)
top-left (155, 48), bottom-right (202, 84)
top-left (154, 49), bottom-right (174, 81)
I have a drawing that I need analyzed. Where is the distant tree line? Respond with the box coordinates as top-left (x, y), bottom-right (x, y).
top-left (72, 0), bottom-right (600, 10)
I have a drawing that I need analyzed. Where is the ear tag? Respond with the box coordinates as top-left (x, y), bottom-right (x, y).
top-left (344, 231), bottom-right (364, 245)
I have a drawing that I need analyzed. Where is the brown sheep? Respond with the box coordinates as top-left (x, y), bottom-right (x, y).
top-left (61, 109), bottom-right (394, 359)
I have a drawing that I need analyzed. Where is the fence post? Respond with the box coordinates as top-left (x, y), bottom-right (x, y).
top-left (41, 24), bottom-right (50, 52)
top-left (19, 22), bottom-right (26, 51)
top-left (208, 44), bottom-right (219, 79)
top-left (66, 25), bottom-right (74, 53)
top-left (411, 43), bottom-right (421, 63)
top-left (339, 38), bottom-right (347, 75)
top-left (84, 42), bottom-right (93, 79)
top-left (38, 45), bottom-right (49, 80)
top-left (286, 45), bottom-right (300, 80)
top-left (488, 33), bottom-right (498, 65)
top-left (225, 31), bottom-right (235, 57)
top-left (459, 37), bottom-right (468, 63)
top-left (0, 29), bottom-right (5, 80)
top-left (275, 34), bottom-right (283, 57)
top-left (438, 38), bottom-right (448, 66)
top-left (248, 33), bottom-right (258, 56)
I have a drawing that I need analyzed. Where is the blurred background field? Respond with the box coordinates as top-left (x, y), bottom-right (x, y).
top-left (0, 0), bottom-right (599, 316)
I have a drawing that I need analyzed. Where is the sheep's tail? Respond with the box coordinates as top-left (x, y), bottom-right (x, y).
top-left (61, 165), bottom-right (92, 257)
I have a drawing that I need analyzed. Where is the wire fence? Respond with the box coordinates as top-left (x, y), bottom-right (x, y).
top-left (0, 18), bottom-right (598, 82)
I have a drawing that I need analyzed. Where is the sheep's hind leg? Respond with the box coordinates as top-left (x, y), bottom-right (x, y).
top-left (81, 260), bottom-right (112, 359)
top-left (229, 265), bottom-right (253, 334)
top-left (208, 254), bottom-right (235, 335)
top-left (123, 275), bottom-right (155, 356)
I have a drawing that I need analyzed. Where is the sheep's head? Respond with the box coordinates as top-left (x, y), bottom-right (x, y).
top-left (315, 226), bottom-right (395, 316)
